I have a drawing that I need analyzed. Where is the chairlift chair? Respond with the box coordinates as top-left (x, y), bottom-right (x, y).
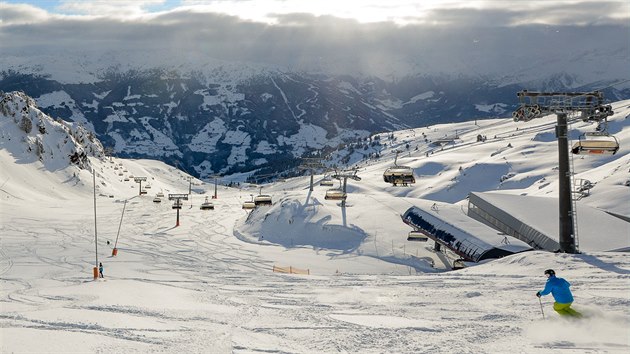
top-left (320, 178), bottom-right (334, 187)
top-left (452, 259), bottom-right (467, 270)
top-left (145, 184), bottom-right (152, 189)
top-left (200, 197), bottom-right (214, 210)
top-left (407, 231), bottom-right (428, 242)
top-left (242, 201), bottom-right (256, 210)
top-left (383, 166), bottom-right (415, 186)
top-left (383, 150), bottom-right (415, 186)
top-left (571, 132), bottom-right (619, 155)
top-left (153, 197), bottom-right (161, 203)
top-left (254, 194), bottom-right (272, 206)
top-left (324, 189), bottom-right (347, 200)
top-left (172, 200), bottom-right (182, 209)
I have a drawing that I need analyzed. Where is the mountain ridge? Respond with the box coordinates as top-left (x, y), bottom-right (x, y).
top-left (1, 51), bottom-right (629, 179)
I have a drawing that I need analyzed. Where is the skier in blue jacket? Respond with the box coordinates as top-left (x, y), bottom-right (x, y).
top-left (536, 269), bottom-right (581, 317)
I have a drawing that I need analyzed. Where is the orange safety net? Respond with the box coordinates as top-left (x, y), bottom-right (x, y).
top-left (273, 265), bottom-right (310, 275)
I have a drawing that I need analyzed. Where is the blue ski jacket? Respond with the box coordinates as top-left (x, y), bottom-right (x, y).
top-left (539, 275), bottom-right (573, 303)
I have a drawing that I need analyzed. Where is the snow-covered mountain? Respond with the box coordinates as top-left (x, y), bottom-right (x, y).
top-left (0, 91), bottom-right (108, 201)
top-left (2, 43), bottom-right (629, 180)
top-left (2, 89), bottom-right (629, 213)
top-left (0, 90), bottom-right (104, 168)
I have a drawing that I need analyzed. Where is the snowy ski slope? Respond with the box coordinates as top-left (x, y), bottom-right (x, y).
top-left (1, 97), bottom-right (629, 353)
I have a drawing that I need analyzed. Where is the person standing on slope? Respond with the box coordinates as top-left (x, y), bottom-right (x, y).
top-left (99, 262), bottom-right (104, 278)
top-left (536, 269), bottom-right (582, 317)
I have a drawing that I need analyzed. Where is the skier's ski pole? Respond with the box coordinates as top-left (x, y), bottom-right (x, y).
top-left (538, 297), bottom-right (545, 319)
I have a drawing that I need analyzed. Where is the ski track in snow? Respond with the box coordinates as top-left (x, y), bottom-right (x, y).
top-left (270, 77), bottom-right (299, 123)
top-left (1, 189), bottom-right (629, 353)
top-left (2, 98), bottom-right (630, 352)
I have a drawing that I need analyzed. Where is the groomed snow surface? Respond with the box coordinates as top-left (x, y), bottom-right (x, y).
top-left (1, 99), bottom-right (630, 353)
top-left (1, 167), bottom-right (628, 353)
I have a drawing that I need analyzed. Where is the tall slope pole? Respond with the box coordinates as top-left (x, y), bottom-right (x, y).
top-left (188, 177), bottom-right (193, 208)
top-left (93, 168), bottom-right (99, 279)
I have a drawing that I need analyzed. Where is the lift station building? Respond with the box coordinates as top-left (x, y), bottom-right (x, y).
top-left (402, 199), bottom-right (533, 263)
top-left (467, 192), bottom-right (630, 252)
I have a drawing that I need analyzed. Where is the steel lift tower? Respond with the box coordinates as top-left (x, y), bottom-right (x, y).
top-left (512, 90), bottom-right (615, 253)
top-left (299, 157), bottom-right (325, 191)
top-left (331, 169), bottom-right (361, 208)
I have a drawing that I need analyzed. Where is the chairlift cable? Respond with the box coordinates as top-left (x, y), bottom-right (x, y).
top-left (593, 78), bottom-right (630, 94)
top-left (546, 78), bottom-right (630, 105)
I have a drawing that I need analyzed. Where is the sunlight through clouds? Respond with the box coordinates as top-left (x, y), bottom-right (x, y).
top-left (0, 0), bottom-right (627, 81)
top-left (3, 0), bottom-right (629, 25)
top-left (57, 0), bottom-right (166, 17)
top-left (177, 0), bottom-right (629, 25)
top-left (179, 0), bottom-right (490, 24)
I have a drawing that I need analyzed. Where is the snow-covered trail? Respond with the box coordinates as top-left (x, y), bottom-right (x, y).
top-left (2, 90), bottom-right (630, 353)
top-left (1, 190), bottom-right (629, 353)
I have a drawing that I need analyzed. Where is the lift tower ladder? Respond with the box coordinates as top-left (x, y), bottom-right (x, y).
top-left (512, 90), bottom-right (614, 254)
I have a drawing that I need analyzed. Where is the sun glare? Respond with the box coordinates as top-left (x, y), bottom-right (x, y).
top-left (183, 0), bottom-right (476, 25)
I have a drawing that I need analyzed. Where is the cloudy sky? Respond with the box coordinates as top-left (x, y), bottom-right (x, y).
top-left (2, 0), bottom-right (628, 25)
top-left (1, 1), bottom-right (628, 78)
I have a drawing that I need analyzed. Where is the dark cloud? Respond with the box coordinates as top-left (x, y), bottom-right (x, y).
top-left (0, 3), bottom-right (628, 79)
